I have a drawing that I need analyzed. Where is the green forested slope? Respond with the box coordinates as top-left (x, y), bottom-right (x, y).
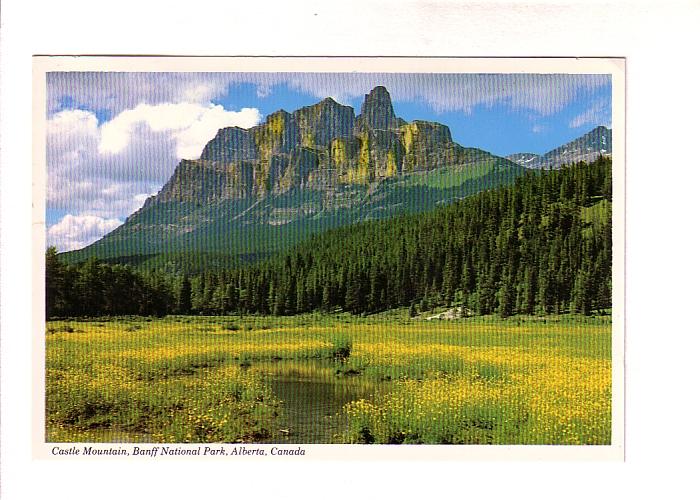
top-left (60, 157), bottom-right (523, 271)
top-left (46, 157), bottom-right (612, 318)
top-left (223, 157), bottom-right (612, 317)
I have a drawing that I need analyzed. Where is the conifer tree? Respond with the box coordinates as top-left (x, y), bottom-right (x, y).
top-left (177, 276), bottom-right (192, 314)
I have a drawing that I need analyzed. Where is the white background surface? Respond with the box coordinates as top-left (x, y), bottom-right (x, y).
top-left (2, 1), bottom-right (700, 499)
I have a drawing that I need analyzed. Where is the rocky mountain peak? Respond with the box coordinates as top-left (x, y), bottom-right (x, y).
top-left (293, 97), bottom-right (355, 146)
top-left (358, 86), bottom-right (398, 130)
top-left (267, 109), bottom-right (292, 121)
top-left (199, 126), bottom-right (257, 162)
top-left (366, 85), bottom-right (391, 101)
top-left (319, 96), bottom-right (340, 107)
top-left (153, 85), bottom-right (512, 207)
top-left (506, 126), bottom-right (612, 169)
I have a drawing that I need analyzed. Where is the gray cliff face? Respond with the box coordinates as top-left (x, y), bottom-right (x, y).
top-left (399, 121), bottom-right (461, 172)
top-left (151, 86), bottom-right (494, 205)
top-left (293, 97), bottom-right (355, 147)
top-left (355, 86), bottom-right (402, 131)
top-left (199, 127), bottom-right (258, 162)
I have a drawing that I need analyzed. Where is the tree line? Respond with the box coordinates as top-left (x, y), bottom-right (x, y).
top-left (45, 250), bottom-right (174, 317)
top-left (46, 157), bottom-right (613, 318)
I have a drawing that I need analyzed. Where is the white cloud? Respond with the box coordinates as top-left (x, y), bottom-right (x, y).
top-left (47, 72), bottom-right (239, 115)
top-left (262, 73), bottom-right (612, 116)
top-left (47, 109), bottom-right (166, 220)
top-left (184, 84), bottom-right (219, 102)
top-left (99, 103), bottom-right (261, 158)
top-left (47, 178), bottom-right (158, 220)
top-left (46, 102), bottom-right (262, 224)
top-left (47, 214), bottom-right (123, 252)
top-left (47, 108), bottom-right (99, 138)
top-left (256, 84), bottom-right (272, 98)
top-left (46, 109), bottom-right (100, 167)
top-left (172, 106), bottom-right (261, 159)
top-left (569, 99), bottom-right (611, 128)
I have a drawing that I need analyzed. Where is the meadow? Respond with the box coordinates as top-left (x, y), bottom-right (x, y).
top-left (45, 312), bottom-right (612, 445)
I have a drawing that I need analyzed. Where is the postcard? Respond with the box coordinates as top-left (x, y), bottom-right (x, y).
top-left (33, 56), bottom-right (625, 460)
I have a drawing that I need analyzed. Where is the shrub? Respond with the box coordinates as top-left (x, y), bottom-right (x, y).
top-left (330, 334), bottom-right (352, 361)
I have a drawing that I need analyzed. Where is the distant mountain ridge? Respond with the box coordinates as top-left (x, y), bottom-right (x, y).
top-left (506, 126), bottom-right (612, 169)
top-left (64, 86), bottom-right (526, 269)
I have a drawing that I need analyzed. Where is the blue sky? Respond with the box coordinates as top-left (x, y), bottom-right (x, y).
top-left (210, 77), bottom-right (611, 157)
top-left (45, 72), bottom-right (611, 251)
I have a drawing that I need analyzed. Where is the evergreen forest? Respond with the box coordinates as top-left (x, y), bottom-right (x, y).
top-left (46, 157), bottom-right (613, 319)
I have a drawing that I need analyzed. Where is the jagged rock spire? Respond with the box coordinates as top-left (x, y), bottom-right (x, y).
top-left (358, 86), bottom-right (397, 130)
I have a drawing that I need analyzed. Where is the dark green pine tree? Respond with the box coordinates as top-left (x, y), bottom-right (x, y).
top-left (497, 273), bottom-right (517, 318)
top-left (572, 268), bottom-right (593, 315)
top-left (441, 252), bottom-right (459, 305)
top-left (321, 282), bottom-right (333, 312)
top-left (272, 278), bottom-right (286, 316)
top-left (519, 267), bottom-right (537, 315)
top-left (45, 247), bottom-right (65, 318)
top-left (177, 276), bottom-right (192, 314)
top-left (226, 282), bottom-right (239, 313)
top-left (76, 258), bottom-right (105, 316)
top-left (345, 269), bottom-right (365, 314)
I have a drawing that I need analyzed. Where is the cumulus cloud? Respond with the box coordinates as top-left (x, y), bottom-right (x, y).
top-left (99, 102), bottom-right (261, 158)
top-left (47, 214), bottom-right (123, 252)
top-left (47, 109), bottom-right (166, 221)
top-left (174, 106), bottom-right (260, 159)
top-left (47, 109), bottom-right (100, 167)
top-left (46, 99), bottom-right (262, 250)
top-left (46, 102), bottom-right (262, 224)
top-left (48, 178), bottom-right (159, 220)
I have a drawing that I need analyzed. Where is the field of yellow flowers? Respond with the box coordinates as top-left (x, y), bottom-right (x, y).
top-left (45, 313), bottom-right (611, 444)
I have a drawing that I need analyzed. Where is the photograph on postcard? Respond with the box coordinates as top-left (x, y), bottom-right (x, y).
top-left (35, 57), bottom-right (624, 456)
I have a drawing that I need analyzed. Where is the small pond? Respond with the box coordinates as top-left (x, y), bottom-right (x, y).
top-left (249, 359), bottom-right (388, 444)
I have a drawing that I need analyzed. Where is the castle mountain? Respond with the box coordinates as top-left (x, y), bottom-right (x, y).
top-left (64, 87), bottom-right (540, 270)
top-left (151, 86), bottom-right (506, 203)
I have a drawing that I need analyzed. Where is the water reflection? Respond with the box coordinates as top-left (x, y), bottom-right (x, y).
top-left (251, 359), bottom-right (387, 444)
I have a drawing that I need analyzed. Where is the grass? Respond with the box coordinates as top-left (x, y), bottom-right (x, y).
top-left (400, 161), bottom-right (496, 190)
top-left (45, 312), bottom-right (612, 445)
